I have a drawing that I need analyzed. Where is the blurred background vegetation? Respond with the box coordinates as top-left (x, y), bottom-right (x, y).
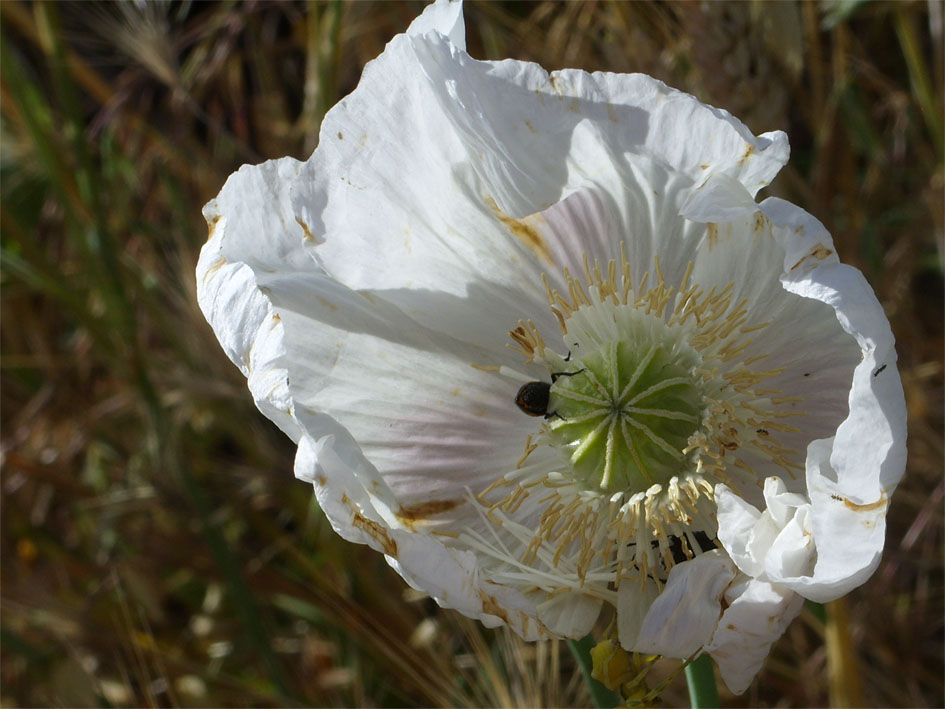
top-left (1, 1), bottom-right (942, 706)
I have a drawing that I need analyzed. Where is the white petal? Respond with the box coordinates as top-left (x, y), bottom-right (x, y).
top-left (682, 205), bottom-right (860, 492)
top-left (772, 438), bottom-right (892, 603)
top-left (790, 264), bottom-right (906, 498)
top-left (717, 478), bottom-right (815, 586)
top-left (299, 24), bottom-right (789, 310)
top-left (768, 199), bottom-right (906, 499)
top-left (407, 0), bottom-right (465, 50)
top-left (515, 187), bottom-right (624, 294)
top-left (715, 484), bottom-right (764, 577)
top-left (616, 577), bottom-right (661, 649)
top-left (277, 293), bottom-right (526, 500)
top-left (761, 197), bottom-right (839, 276)
top-left (295, 430), bottom-right (399, 552)
top-left (197, 130), bottom-right (557, 640)
top-left (537, 592), bottom-right (603, 639)
top-left (632, 550), bottom-right (736, 658)
top-left (200, 159), bottom-right (549, 518)
top-left (198, 158), bottom-right (312, 443)
top-left (296, 427), bottom-right (544, 640)
top-left (705, 578), bottom-right (804, 694)
top-left (761, 476), bottom-right (809, 529)
top-left (761, 203), bottom-right (906, 601)
top-left (765, 505), bottom-right (815, 581)
top-left (296, 38), bottom-right (559, 313)
top-left (679, 172), bottom-right (761, 223)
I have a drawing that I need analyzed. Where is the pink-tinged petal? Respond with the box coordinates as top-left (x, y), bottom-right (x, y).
top-left (295, 426), bottom-right (544, 640)
top-left (200, 161), bottom-right (544, 515)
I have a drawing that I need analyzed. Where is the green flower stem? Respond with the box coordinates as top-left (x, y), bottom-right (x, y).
top-left (805, 598), bottom-right (827, 624)
top-left (567, 636), bottom-right (620, 709)
top-left (684, 653), bottom-right (719, 709)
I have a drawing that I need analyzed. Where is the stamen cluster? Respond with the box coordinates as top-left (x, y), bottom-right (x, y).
top-left (472, 248), bottom-right (803, 597)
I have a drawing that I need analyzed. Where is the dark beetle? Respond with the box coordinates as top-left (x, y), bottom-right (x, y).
top-left (514, 370), bottom-right (583, 418)
top-left (515, 381), bottom-right (552, 417)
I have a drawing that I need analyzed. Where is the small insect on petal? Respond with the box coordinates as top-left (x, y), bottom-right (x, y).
top-left (514, 370), bottom-right (584, 418)
top-left (515, 381), bottom-right (551, 417)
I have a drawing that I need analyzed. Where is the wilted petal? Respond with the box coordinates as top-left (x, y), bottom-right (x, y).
top-left (759, 201), bottom-right (907, 601)
top-left (633, 551), bottom-right (736, 658)
top-left (770, 437), bottom-right (894, 603)
top-left (765, 504), bottom-right (814, 581)
top-left (767, 198), bottom-right (907, 502)
top-left (762, 476), bottom-right (809, 528)
top-left (616, 577), bottom-right (661, 649)
top-left (705, 578), bottom-right (805, 695)
top-left (715, 485), bottom-right (767, 578)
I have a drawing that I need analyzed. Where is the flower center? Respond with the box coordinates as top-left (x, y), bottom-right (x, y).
top-left (465, 247), bottom-right (806, 605)
top-left (546, 310), bottom-right (705, 494)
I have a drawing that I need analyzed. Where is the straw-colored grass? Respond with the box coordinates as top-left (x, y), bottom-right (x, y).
top-left (2, 1), bottom-right (941, 706)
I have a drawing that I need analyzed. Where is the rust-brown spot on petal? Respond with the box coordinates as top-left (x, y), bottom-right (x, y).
top-left (317, 296), bottom-right (338, 312)
top-left (789, 244), bottom-right (836, 272)
top-left (352, 512), bottom-right (398, 557)
top-left (739, 143), bottom-right (755, 165)
top-left (202, 256), bottom-right (227, 284)
top-left (842, 496), bottom-right (887, 513)
top-left (753, 211), bottom-right (769, 234)
top-left (295, 216), bottom-right (318, 243)
top-left (478, 590), bottom-right (510, 623)
top-left (706, 223), bottom-right (719, 248)
top-left (471, 364), bottom-right (502, 373)
top-left (485, 196), bottom-right (552, 265)
top-left (397, 498), bottom-right (463, 529)
top-left (205, 214), bottom-right (222, 242)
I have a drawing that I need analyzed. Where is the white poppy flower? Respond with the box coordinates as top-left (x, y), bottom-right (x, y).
top-left (196, 0), bottom-right (907, 693)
